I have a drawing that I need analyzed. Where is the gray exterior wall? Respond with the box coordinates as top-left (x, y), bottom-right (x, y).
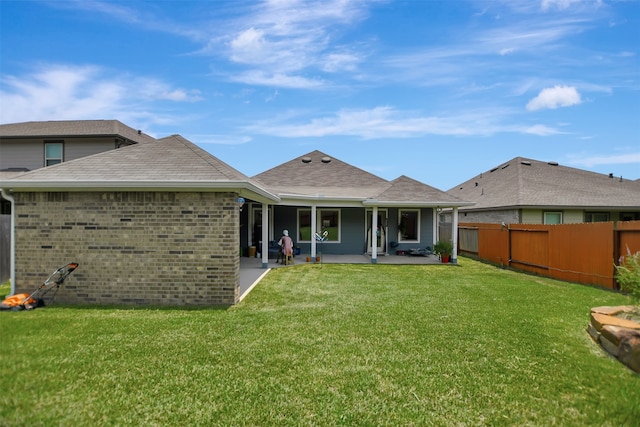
top-left (0, 137), bottom-right (123, 171)
top-left (456, 209), bottom-right (520, 224)
top-left (388, 208), bottom-right (435, 252)
top-left (13, 191), bottom-right (240, 306)
top-left (257, 206), bottom-right (436, 255)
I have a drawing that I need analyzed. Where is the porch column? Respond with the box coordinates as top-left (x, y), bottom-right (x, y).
top-left (309, 204), bottom-right (316, 261)
top-left (371, 206), bottom-right (378, 263)
top-left (261, 202), bottom-right (269, 268)
top-left (451, 207), bottom-right (459, 264)
top-left (432, 207), bottom-right (437, 247)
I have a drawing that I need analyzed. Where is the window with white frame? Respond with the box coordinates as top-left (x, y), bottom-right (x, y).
top-left (297, 208), bottom-right (341, 242)
top-left (44, 141), bottom-right (63, 166)
top-left (398, 209), bottom-right (420, 241)
top-left (543, 211), bottom-right (562, 224)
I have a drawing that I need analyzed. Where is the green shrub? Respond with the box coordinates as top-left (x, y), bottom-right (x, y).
top-left (433, 239), bottom-right (453, 256)
top-left (615, 250), bottom-right (640, 301)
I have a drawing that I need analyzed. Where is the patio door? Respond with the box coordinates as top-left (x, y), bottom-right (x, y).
top-left (366, 210), bottom-right (387, 254)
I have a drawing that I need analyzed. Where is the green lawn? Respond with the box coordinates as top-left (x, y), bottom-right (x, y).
top-left (1, 258), bottom-right (638, 426)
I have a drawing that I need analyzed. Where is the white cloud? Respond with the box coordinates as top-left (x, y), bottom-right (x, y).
top-left (526, 85), bottom-right (582, 111)
top-left (229, 71), bottom-right (324, 89)
top-left (541, 0), bottom-right (584, 11)
top-left (247, 106), bottom-right (555, 139)
top-left (322, 52), bottom-right (361, 72)
top-left (248, 106), bottom-right (477, 139)
top-left (0, 64), bottom-right (200, 125)
top-left (523, 124), bottom-right (564, 135)
top-left (568, 153), bottom-right (640, 167)
top-left (499, 47), bottom-right (517, 56)
top-left (219, 0), bottom-right (372, 87)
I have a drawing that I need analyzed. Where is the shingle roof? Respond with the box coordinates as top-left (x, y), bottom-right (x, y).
top-left (253, 150), bottom-right (389, 199)
top-left (1, 135), bottom-right (278, 201)
top-left (447, 157), bottom-right (640, 210)
top-left (0, 120), bottom-right (155, 144)
top-left (373, 175), bottom-right (471, 206)
top-left (254, 150), bottom-right (472, 206)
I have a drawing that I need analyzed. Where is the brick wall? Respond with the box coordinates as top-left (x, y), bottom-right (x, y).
top-left (13, 191), bottom-right (240, 306)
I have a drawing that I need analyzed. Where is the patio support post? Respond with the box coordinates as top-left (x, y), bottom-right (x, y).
top-left (311, 204), bottom-right (317, 262)
top-left (261, 202), bottom-right (269, 268)
top-left (452, 207), bottom-right (459, 264)
top-left (371, 206), bottom-right (378, 263)
top-left (432, 207), bottom-right (437, 247)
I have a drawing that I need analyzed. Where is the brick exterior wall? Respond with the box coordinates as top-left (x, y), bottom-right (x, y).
top-left (13, 191), bottom-right (240, 306)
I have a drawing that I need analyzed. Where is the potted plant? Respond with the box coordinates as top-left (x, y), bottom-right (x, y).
top-left (433, 240), bottom-right (454, 263)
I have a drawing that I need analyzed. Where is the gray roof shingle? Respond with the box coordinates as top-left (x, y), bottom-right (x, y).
top-left (254, 150), bottom-right (472, 206)
top-left (447, 157), bottom-right (640, 210)
top-left (253, 150), bottom-right (389, 199)
top-left (374, 175), bottom-right (470, 206)
top-left (1, 135), bottom-right (279, 202)
top-left (0, 120), bottom-right (156, 144)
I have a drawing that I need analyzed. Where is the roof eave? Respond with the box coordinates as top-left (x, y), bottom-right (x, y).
top-left (363, 199), bottom-right (475, 208)
top-left (0, 181), bottom-right (281, 203)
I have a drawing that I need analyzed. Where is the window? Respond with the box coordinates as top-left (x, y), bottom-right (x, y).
top-left (297, 209), bottom-right (341, 242)
top-left (45, 141), bottom-right (63, 166)
top-left (543, 212), bottom-right (562, 224)
top-left (585, 212), bottom-right (609, 223)
top-left (398, 209), bottom-right (420, 241)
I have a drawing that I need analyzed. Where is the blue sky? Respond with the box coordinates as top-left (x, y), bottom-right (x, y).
top-left (1, 0), bottom-right (639, 190)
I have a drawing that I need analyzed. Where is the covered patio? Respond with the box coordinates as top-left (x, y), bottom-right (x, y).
top-left (238, 253), bottom-right (448, 300)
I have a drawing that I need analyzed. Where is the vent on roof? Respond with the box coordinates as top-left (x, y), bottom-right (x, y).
top-left (609, 173), bottom-right (614, 178)
top-left (490, 167), bottom-right (498, 173)
top-left (520, 160), bottom-right (531, 166)
top-left (321, 156), bottom-right (332, 163)
top-left (548, 161), bottom-right (558, 166)
top-left (501, 163), bottom-right (509, 169)
top-left (301, 157), bottom-right (312, 163)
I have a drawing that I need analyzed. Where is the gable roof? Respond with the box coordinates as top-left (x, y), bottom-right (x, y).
top-left (447, 157), bottom-right (640, 210)
top-left (254, 150), bottom-right (471, 207)
top-left (1, 134), bottom-right (278, 202)
top-left (253, 150), bottom-right (389, 200)
top-left (0, 120), bottom-right (156, 144)
top-left (368, 175), bottom-right (472, 207)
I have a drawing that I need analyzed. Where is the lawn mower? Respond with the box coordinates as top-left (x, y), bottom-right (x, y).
top-left (1, 262), bottom-right (79, 311)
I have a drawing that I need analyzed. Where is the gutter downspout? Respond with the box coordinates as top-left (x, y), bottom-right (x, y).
top-left (1, 188), bottom-right (15, 295)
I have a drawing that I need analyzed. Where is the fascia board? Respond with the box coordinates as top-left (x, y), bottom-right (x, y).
top-left (363, 200), bottom-right (476, 208)
top-left (277, 193), bottom-right (369, 206)
top-left (0, 181), bottom-right (281, 203)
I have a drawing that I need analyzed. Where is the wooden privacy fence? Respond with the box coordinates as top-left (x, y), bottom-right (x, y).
top-left (458, 220), bottom-right (640, 290)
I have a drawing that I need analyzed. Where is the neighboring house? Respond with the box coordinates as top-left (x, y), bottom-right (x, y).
top-left (445, 157), bottom-right (640, 224)
top-left (1, 134), bottom-right (278, 306)
top-left (0, 119), bottom-right (155, 171)
top-left (0, 120), bottom-right (155, 213)
top-left (246, 150), bottom-right (472, 265)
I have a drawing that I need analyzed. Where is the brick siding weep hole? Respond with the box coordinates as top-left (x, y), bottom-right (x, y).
top-left (13, 191), bottom-right (240, 306)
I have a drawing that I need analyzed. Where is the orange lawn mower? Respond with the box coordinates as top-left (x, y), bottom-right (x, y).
top-left (1, 262), bottom-right (79, 311)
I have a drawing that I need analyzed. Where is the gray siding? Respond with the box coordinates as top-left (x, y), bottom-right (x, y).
top-left (1, 137), bottom-right (119, 171)
top-left (458, 209), bottom-right (520, 224)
